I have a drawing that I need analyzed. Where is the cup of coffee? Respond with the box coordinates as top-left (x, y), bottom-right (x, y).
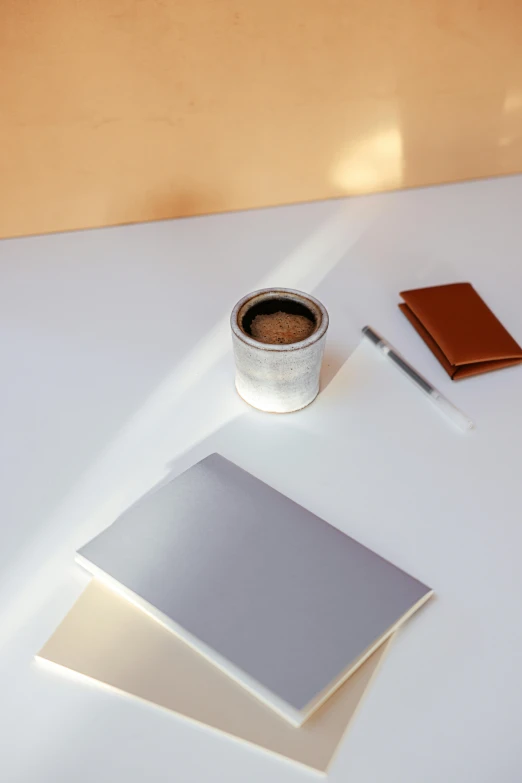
top-left (230, 288), bottom-right (329, 413)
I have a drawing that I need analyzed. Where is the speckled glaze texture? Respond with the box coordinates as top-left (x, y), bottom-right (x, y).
top-left (231, 288), bottom-right (329, 413)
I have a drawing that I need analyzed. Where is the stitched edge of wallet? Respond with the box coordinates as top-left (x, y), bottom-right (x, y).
top-left (398, 303), bottom-right (457, 379)
top-left (399, 303), bottom-right (522, 380)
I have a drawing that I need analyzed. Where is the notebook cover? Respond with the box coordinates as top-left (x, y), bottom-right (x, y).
top-left (36, 581), bottom-right (392, 774)
top-left (400, 282), bottom-right (522, 379)
top-left (77, 453), bottom-right (432, 725)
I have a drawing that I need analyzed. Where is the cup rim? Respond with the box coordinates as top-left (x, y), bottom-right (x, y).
top-left (230, 288), bottom-right (329, 352)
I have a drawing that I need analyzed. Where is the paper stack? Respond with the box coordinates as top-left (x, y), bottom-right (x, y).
top-left (37, 454), bottom-right (432, 773)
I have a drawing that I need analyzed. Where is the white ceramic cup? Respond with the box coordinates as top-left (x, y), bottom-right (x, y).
top-left (230, 288), bottom-right (329, 413)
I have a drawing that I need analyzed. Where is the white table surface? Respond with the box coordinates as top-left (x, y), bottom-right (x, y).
top-left (1, 175), bottom-right (522, 783)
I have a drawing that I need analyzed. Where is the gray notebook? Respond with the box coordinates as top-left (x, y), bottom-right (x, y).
top-left (77, 453), bottom-right (432, 726)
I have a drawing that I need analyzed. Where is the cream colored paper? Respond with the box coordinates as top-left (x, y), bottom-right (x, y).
top-left (37, 581), bottom-right (391, 773)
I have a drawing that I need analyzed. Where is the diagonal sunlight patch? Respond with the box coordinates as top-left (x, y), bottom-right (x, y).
top-left (0, 196), bottom-right (381, 648)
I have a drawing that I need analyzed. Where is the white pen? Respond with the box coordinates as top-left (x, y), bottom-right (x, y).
top-left (362, 326), bottom-right (474, 432)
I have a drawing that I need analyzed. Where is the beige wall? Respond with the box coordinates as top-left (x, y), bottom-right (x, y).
top-left (1, 0), bottom-right (521, 238)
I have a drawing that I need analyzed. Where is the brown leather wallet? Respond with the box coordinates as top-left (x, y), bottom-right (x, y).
top-left (399, 282), bottom-right (522, 380)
